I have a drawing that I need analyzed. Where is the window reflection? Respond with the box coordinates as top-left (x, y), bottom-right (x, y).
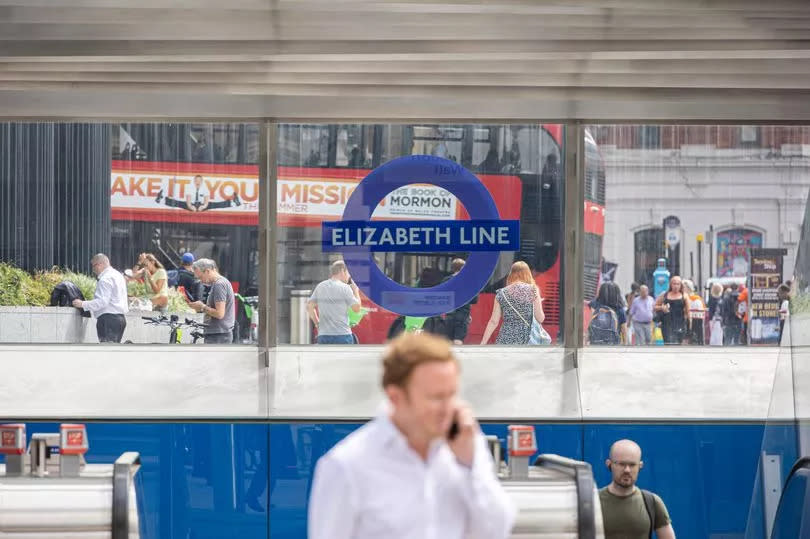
top-left (277, 124), bottom-right (564, 345)
top-left (0, 122), bottom-right (259, 344)
top-left (587, 125), bottom-right (810, 347)
top-left (112, 123), bottom-right (259, 344)
top-left (634, 228), bottom-right (664, 288)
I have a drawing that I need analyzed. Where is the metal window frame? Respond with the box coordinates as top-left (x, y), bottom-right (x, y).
top-left (259, 121), bottom-right (278, 361)
top-left (563, 123), bottom-right (586, 360)
top-left (7, 118), bottom-right (773, 365)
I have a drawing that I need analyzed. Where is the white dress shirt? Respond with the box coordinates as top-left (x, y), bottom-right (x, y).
top-left (81, 266), bottom-right (129, 318)
top-left (308, 412), bottom-right (516, 539)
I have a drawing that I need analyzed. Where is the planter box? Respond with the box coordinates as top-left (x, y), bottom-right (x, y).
top-left (0, 306), bottom-right (205, 344)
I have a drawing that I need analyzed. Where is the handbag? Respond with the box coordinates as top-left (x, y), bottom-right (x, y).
top-left (709, 319), bottom-right (723, 346)
top-left (502, 291), bottom-right (551, 345)
top-left (529, 317), bottom-right (552, 345)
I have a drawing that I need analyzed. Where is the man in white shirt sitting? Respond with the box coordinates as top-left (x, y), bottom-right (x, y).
top-left (73, 253), bottom-right (129, 343)
top-left (308, 333), bottom-right (516, 539)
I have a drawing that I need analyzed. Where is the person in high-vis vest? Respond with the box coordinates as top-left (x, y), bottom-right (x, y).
top-left (682, 280), bottom-right (706, 345)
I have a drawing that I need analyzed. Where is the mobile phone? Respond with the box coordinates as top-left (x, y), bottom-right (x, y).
top-left (448, 417), bottom-right (460, 440)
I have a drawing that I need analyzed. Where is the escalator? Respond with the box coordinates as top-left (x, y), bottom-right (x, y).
top-left (496, 426), bottom-right (605, 538)
top-left (770, 457), bottom-right (810, 538)
top-left (0, 423), bottom-right (144, 539)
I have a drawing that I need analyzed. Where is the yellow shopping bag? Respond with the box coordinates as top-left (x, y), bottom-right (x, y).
top-left (653, 326), bottom-right (664, 345)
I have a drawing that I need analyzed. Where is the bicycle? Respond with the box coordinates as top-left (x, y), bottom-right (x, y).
top-left (142, 315), bottom-right (208, 344)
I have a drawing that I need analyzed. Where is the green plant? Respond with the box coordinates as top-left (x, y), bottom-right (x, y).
top-left (128, 279), bottom-right (193, 313)
top-left (791, 291), bottom-right (810, 315)
top-left (168, 288), bottom-right (194, 314)
top-left (0, 262), bottom-right (101, 307)
top-left (26, 270), bottom-right (64, 306)
top-left (63, 271), bottom-right (97, 301)
top-left (0, 261), bottom-right (194, 313)
top-left (127, 280), bottom-right (148, 298)
top-left (0, 262), bottom-right (30, 306)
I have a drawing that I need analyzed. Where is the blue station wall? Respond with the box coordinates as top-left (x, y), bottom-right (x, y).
top-left (1, 421), bottom-right (797, 539)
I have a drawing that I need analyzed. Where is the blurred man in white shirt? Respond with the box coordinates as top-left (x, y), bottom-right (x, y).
top-left (308, 333), bottom-right (516, 539)
top-left (73, 253), bottom-right (128, 343)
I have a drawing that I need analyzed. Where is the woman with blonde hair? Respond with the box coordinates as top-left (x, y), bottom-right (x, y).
top-left (134, 253), bottom-right (169, 312)
top-left (481, 261), bottom-right (545, 345)
top-left (654, 275), bottom-right (690, 344)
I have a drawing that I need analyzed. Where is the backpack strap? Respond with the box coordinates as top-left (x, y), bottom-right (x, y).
top-left (641, 489), bottom-right (657, 539)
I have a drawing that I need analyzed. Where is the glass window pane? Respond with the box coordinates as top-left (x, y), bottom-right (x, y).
top-left (0, 122), bottom-right (259, 345)
top-left (278, 124), bottom-right (330, 167)
top-left (277, 123), bottom-right (564, 345)
top-left (584, 124), bottom-right (810, 347)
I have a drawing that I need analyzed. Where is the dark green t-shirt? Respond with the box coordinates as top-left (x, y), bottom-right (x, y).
top-left (599, 486), bottom-right (671, 539)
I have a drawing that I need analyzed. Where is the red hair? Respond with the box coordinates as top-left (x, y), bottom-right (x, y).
top-left (506, 261), bottom-right (534, 287)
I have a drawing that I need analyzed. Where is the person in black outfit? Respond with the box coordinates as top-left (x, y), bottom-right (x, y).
top-left (479, 148), bottom-right (502, 173)
top-left (176, 252), bottom-right (202, 302)
top-left (721, 283), bottom-right (743, 346)
top-left (588, 281), bottom-right (626, 345)
top-left (439, 258), bottom-right (477, 344)
top-left (348, 146), bottom-right (364, 168)
top-left (654, 275), bottom-right (689, 344)
top-left (707, 282), bottom-right (723, 321)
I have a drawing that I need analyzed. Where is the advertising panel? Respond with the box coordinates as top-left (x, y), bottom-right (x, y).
top-left (110, 161), bottom-right (258, 225)
top-left (111, 163), bottom-right (520, 227)
top-left (717, 228), bottom-right (763, 277)
top-left (748, 248), bottom-right (786, 345)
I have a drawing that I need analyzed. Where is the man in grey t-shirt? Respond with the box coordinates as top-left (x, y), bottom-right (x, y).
top-left (308, 260), bottom-right (361, 344)
top-left (629, 285), bottom-right (655, 345)
top-left (189, 258), bottom-right (235, 344)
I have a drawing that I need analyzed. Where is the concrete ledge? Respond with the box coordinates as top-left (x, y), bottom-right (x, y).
top-left (269, 346), bottom-right (577, 420)
top-left (0, 345), bottom-right (265, 418)
top-left (0, 344), bottom-right (789, 421)
top-left (578, 346), bottom-right (787, 421)
top-left (0, 306), bottom-right (205, 344)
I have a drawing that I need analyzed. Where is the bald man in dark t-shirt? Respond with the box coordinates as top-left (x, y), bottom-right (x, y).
top-left (599, 439), bottom-right (675, 539)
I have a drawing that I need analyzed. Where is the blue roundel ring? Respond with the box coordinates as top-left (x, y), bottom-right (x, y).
top-left (341, 155), bottom-right (500, 317)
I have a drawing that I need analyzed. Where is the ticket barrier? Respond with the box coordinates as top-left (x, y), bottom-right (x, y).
top-left (495, 426), bottom-right (605, 539)
top-left (0, 423), bottom-right (142, 539)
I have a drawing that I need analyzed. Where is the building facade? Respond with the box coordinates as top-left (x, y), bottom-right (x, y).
top-left (594, 125), bottom-right (810, 294)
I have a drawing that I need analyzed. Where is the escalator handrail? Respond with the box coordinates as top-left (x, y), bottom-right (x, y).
top-left (112, 452), bottom-right (141, 539)
top-left (534, 454), bottom-right (597, 539)
top-left (534, 453), bottom-right (591, 470)
top-left (769, 456), bottom-right (810, 539)
top-left (784, 457), bottom-right (810, 484)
